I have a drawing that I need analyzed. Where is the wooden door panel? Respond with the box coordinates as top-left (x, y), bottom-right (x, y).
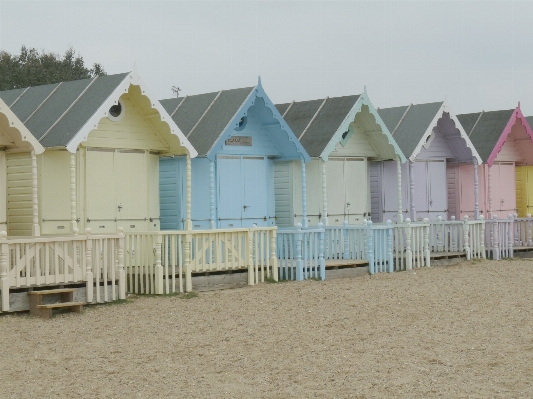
top-left (413, 162), bottom-right (429, 213)
top-left (217, 156), bottom-right (242, 225)
top-left (344, 158), bottom-right (366, 219)
top-left (85, 150), bottom-right (116, 233)
top-left (305, 160), bottom-right (323, 219)
top-left (428, 160), bottom-right (447, 213)
top-left (326, 159), bottom-right (345, 221)
top-left (498, 163), bottom-right (516, 214)
top-left (243, 157), bottom-right (268, 220)
top-left (115, 151), bottom-right (148, 231)
top-left (526, 166), bottom-right (533, 215)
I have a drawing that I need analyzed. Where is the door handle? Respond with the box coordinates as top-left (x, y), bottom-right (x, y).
top-left (243, 205), bottom-right (249, 210)
top-left (429, 199), bottom-right (433, 206)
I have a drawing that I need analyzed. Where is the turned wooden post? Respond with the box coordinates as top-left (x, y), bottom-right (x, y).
top-left (184, 232), bottom-right (192, 291)
top-left (318, 223), bottom-right (325, 280)
top-left (85, 228), bottom-right (93, 303)
top-left (301, 158), bottom-right (308, 227)
top-left (367, 220), bottom-right (374, 274)
top-left (492, 215), bottom-right (499, 261)
top-left (0, 231), bottom-right (9, 311)
top-left (70, 152), bottom-right (78, 233)
top-left (31, 150), bottom-right (40, 236)
top-left (508, 214), bottom-right (514, 259)
top-left (247, 229), bottom-right (254, 285)
top-left (155, 234), bottom-right (163, 294)
top-left (479, 215), bottom-right (486, 259)
top-left (117, 227), bottom-right (126, 299)
top-left (436, 215), bottom-right (443, 252)
top-left (409, 161), bottom-right (416, 221)
top-left (423, 218), bottom-right (430, 267)
top-left (295, 223), bottom-right (303, 281)
top-left (209, 160), bottom-right (216, 229)
top-left (463, 215), bottom-right (471, 260)
top-left (386, 220), bottom-right (394, 273)
top-left (396, 155), bottom-right (403, 223)
top-left (269, 229), bottom-right (278, 282)
top-left (405, 218), bottom-right (413, 270)
top-left (321, 160), bottom-right (328, 225)
top-left (473, 158), bottom-right (480, 220)
top-left (185, 154), bottom-right (192, 231)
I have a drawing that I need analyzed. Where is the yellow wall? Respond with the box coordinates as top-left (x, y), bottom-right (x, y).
top-left (516, 165), bottom-right (533, 217)
top-left (6, 152), bottom-right (32, 236)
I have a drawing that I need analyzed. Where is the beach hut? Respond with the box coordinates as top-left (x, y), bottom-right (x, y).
top-left (159, 78), bottom-right (309, 230)
top-left (377, 101), bottom-right (481, 222)
top-left (276, 88), bottom-right (406, 226)
top-left (457, 106), bottom-right (533, 219)
top-left (0, 69), bottom-right (196, 236)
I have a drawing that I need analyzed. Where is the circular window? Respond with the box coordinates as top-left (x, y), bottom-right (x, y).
top-left (108, 99), bottom-right (125, 121)
top-left (234, 116), bottom-right (247, 131)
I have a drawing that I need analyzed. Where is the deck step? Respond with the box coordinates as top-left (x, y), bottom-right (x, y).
top-left (27, 288), bottom-right (75, 296)
top-left (37, 301), bottom-right (85, 309)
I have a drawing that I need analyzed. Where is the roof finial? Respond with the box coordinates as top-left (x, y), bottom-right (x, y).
top-left (363, 85), bottom-right (367, 96)
top-left (518, 101), bottom-right (521, 109)
top-left (132, 62), bottom-right (138, 74)
top-left (258, 76), bottom-right (262, 87)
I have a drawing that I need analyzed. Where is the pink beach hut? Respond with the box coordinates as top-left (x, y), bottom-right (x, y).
top-left (456, 106), bottom-right (533, 219)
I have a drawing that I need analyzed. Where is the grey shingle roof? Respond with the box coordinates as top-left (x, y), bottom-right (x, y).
top-left (161, 88), bottom-right (254, 155)
top-left (378, 102), bottom-right (443, 157)
top-left (457, 109), bottom-right (514, 162)
top-left (276, 96), bottom-right (360, 157)
top-left (526, 116), bottom-right (533, 131)
top-left (0, 73), bottom-right (129, 147)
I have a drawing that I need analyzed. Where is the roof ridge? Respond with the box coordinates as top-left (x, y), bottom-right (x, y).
top-left (24, 82), bottom-right (63, 124)
top-left (468, 110), bottom-right (484, 137)
top-left (282, 100), bottom-right (295, 117)
top-left (299, 97), bottom-right (328, 140)
top-left (186, 90), bottom-right (223, 138)
top-left (38, 76), bottom-right (99, 143)
top-left (9, 86), bottom-right (31, 107)
top-left (170, 95), bottom-right (187, 118)
top-left (391, 103), bottom-right (412, 136)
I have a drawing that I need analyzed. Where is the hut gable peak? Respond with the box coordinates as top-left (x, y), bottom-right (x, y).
top-left (0, 98), bottom-right (44, 154)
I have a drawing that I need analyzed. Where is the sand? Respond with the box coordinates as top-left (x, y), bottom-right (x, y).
top-left (1, 258), bottom-right (533, 398)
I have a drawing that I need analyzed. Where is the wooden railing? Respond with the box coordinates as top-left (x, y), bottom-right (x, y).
top-left (322, 222), bottom-right (367, 260)
top-left (366, 221), bottom-right (394, 274)
top-left (0, 228), bottom-right (125, 312)
top-left (428, 215), bottom-right (485, 260)
top-left (485, 215), bottom-right (514, 260)
top-left (392, 218), bottom-right (430, 271)
top-left (277, 224), bottom-right (325, 281)
top-left (466, 216), bottom-right (486, 259)
top-left (513, 214), bottom-right (533, 247)
top-left (124, 227), bottom-right (278, 294)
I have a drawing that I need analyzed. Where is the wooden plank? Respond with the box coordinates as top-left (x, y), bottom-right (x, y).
top-left (27, 288), bottom-right (75, 295)
top-left (37, 301), bottom-right (85, 309)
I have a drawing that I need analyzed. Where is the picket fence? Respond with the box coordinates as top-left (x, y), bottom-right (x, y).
top-left (0, 228), bottom-right (126, 312)
top-left (124, 227), bottom-right (278, 294)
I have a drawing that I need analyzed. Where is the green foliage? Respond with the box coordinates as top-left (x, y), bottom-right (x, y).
top-left (0, 46), bottom-right (106, 91)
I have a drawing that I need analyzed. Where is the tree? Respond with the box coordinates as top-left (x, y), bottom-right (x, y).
top-left (0, 46), bottom-right (107, 91)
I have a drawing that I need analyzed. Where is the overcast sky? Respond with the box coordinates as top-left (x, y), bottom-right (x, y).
top-left (1, 1), bottom-right (532, 115)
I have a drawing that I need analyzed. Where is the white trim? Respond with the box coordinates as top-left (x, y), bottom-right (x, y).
top-left (65, 70), bottom-right (197, 157)
top-left (0, 98), bottom-right (45, 154)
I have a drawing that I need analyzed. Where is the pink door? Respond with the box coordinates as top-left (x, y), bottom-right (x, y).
top-left (497, 163), bottom-right (516, 215)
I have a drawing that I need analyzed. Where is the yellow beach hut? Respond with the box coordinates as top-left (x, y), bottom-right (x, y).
top-left (0, 69), bottom-right (197, 236)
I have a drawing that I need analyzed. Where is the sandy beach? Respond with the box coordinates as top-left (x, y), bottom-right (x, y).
top-left (1, 258), bottom-right (532, 398)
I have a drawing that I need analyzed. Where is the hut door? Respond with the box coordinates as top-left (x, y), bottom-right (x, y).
top-left (345, 158), bottom-right (367, 224)
top-left (381, 161), bottom-right (409, 223)
top-left (428, 160), bottom-right (447, 218)
top-left (326, 158), bottom-right (345, 224)
top-left (115, 150), bottom-right (149, 232)
top-left (218, 156), bottom-right (243, 228)
top-left (496, 162), bottom-right (516, 215)
top-left (525, 166), bottom-right (533, 216)
top-left (412, 162), bottom-right (429, 220)
top-left (242, 156), bottom-right (269, 227)
top-left (85, 149), bottom-right (117, 233)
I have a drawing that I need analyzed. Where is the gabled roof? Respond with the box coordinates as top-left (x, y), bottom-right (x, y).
top-left (0, 98), bottom-right (44, 154)
top-left (379, 101), bottom-right (481, 163)
top-left (276, 89), bottom-right (406, 162)
top-left (0, 69), bottom-right (197, 156)
top-left (161, 79), bottom-right (309, 161)
top-left (457, 109), bottom-right (522, 164)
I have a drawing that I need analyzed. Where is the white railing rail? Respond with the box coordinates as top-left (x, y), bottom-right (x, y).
top-left (393, 218), bottom-right (430, 271)
top-left (485, 215), bottom-right (514, 260)
top-left (429, 216), bottom-right (464, 253)
top-left (366, 220), bottom-right (394, 274)
top-left (465, 216), bottom-right (486, 259)
top-left (513, 213), bottom-right (533, 247)
top-left (277, 224), bottom-right (325, 281)
top-left (124, 227), bottom-right (278, 294)
top-left (0, 228), bottom-right (126, 312)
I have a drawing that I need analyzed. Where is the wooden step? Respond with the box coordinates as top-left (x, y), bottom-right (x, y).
top-left (34, 302), bottom-right (85, 319)
top-left (27, 288), bottom-right (75, 296)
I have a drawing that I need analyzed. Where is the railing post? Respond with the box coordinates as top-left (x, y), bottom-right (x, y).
top-left (480, 215), bottom-right (486, 259)
top-left (367, 220), bottom-right (374, 274)
top-left (405, 218), bottom-right (412, 270)
top-left (85, 228), bottom-right (93, 303)
top-left (386, 220), bottom-right (393, 273)
top-left (155, 234), bottom-right (163, 294)
top-left (508, 214), bottom-right (514, 259)
top-left (423, 218), bottom-right (430, 267)
top-left (527, 214), bottom-right (532, 247)
top-left (247, 229), bottom-right (254, 285)
top-left (436, 215), bottom-right (443, 252)
top-left (318, 223), bottom-right (325, 280)
top-left (0, 231), bottom-right (9, 311)
top-left (117, 227), bottom-right (126, 300)
top-left (463, 215), bottom-right (471, 260)
top-left (295, 223), bottom-right (303, 281)
top-left (492, 215), bottom-right (499, 261)
top-left (342, 220), bottom-right (349, 260)
top-left (269, 229), bottom-right (278, 282)
top-left (184, 232), bottom-right (192, 292)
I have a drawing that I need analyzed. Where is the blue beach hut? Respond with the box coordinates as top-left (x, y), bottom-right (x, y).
top-left (159, 79), bottom-right (309, 229)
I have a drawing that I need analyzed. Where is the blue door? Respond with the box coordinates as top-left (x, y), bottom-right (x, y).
top-left (217, 155), bottom-right (271, 228)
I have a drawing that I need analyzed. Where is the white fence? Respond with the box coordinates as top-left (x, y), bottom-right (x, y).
top-left (124, 227), bottom-right (278, 294)
top-left (485, 215), bottom-right (514, 260)
top-left (0, 228), bottom-right (126, 312)
top-left (392, 218), bottom-right (431, 271)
